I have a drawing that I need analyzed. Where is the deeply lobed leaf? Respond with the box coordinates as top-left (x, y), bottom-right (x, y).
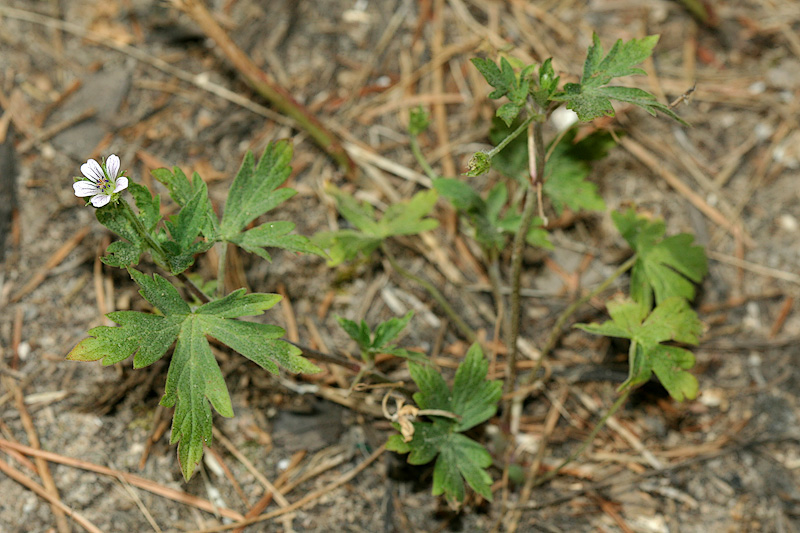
top-left (576, 296), bottom-right (702, 401)
top-left (391, 344), bottom-right (501, 503)
top-left (612, 209), bottom-right (707, 309)
top-left (67, 269), bottom-right (318, 480)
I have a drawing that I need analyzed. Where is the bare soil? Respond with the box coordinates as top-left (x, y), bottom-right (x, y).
top-left (1, 1), bottom-right (799, 532)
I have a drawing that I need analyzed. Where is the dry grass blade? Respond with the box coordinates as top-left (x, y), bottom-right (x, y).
top-left (190, 444), bottom-right (387, 532)
top-left (0, 456), bottom-right (103, 533)
top-left (10, 225), bottom-right (91, 303)
top-left (0, 439), bottom-right (245, 521)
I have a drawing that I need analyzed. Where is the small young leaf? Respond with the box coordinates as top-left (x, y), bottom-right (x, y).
top-left (372, 311), bottom-right (414, 349)
top-left (337, 316), bottom-right (372, 351)
top-left (409, 106), bottom-right (431, 135)
top-left (532, 58), bottom-right (560, 108)
top-left (576, 296), bottom-right (702, 401)
top-left (314, 187), bottom-right (439, 266)
top-left (338, 311), bottom-right (426, 364)
top-left (391, 343), bottom-right (501, 503)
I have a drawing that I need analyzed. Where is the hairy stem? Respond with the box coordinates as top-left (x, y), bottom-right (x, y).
top-left (410, 135), bottom-right (438, 181)
top-left (487, 115), bottom-right (536, 160)
top-left (501, 120), bottom-right (545, 425)
top-left (216, 241), bottom-right (228, 298)
top-left (381, 243), bottom-right (476, 343)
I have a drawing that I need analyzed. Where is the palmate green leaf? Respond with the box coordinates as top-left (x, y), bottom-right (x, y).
top-left (67, 269), bottom-right (318, 480)
top-left (219, 141), bottom-right (295, 238)
top-left (612, 209), bottom-right (707, 309)
top-left (551, 33), bottom-right (687, 125)
top-left (313, 187), bottom-right (439, 266)
top-left (216, 142), bottom-right (325, 261)
top-left (576, 296), bottom-right (702, 401)
top-left (388, 343), bottom-right (501, 502)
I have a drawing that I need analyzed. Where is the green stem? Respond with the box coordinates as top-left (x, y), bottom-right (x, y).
top-left (119, 200), bottom-right (166, 259)
top-left (381, 243), bottom-right (476, 343)
top-left (501, 120), bottom-right (544, 424)
top-left (119, 199), bottom-right (212, 304)
top-left (487, 114), bottom-right (536, 160)
top-left (530, 389), bottom-right (631, 487)
top-left (523, 253), bottom-right (638, 387)
top-left (216, 241), bottom-right (228, 298)
top-left (410, 135), bottom-right (438, 181)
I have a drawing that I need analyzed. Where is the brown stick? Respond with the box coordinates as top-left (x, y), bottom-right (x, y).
top-left (174, 0), bottom-right (356, 180)
top-left (14, 387), bottom-right (71, 533)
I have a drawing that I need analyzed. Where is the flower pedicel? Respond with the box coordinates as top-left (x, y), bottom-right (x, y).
top-left (73, 154), bottom-right (128, 207)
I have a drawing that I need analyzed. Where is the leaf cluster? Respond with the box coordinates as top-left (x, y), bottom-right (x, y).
top-left (551, 34), bottom-right (687, 124)
top-left (70, 142), bottom-right (325, 480)
top-left (576, 209), bottom-right (708, 402)
top-left (472, 34), bottom-right (685, 127)
top-left (387, 344), bottom-right (502, 503)
top-left (98, 141), bottom-right (323, 274)
top-left (337, 311), bottom-right (427, 364)
top-left (313, 186), bottom-right (439, 265)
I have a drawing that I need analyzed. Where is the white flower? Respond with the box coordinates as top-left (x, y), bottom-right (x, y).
top-left (73, 154), bottom-right (128, 208)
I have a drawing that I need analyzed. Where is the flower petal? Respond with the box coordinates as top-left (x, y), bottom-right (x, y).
top-left (113, 176), bottom-right (128, 193)
top-left (91, 194), bottom-right (111, 208)
top-left (80, 159), bottom-right (104, 182)
top-left (106, 154), bottom-right (120, 179)
top-left (74, 181), bottom-right (101, 197)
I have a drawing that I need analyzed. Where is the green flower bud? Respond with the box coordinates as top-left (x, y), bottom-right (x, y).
top-left (466, 152), bottom-right (491, 177)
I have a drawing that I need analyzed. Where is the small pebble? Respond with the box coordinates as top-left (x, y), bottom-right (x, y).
top-left (778, 214), bottom-right (798, 232)
top-left (748, 81), bottom-right (766, 94)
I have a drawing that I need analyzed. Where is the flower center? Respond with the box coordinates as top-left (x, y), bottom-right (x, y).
top-left (97, 175), bottom-right (111, 193)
